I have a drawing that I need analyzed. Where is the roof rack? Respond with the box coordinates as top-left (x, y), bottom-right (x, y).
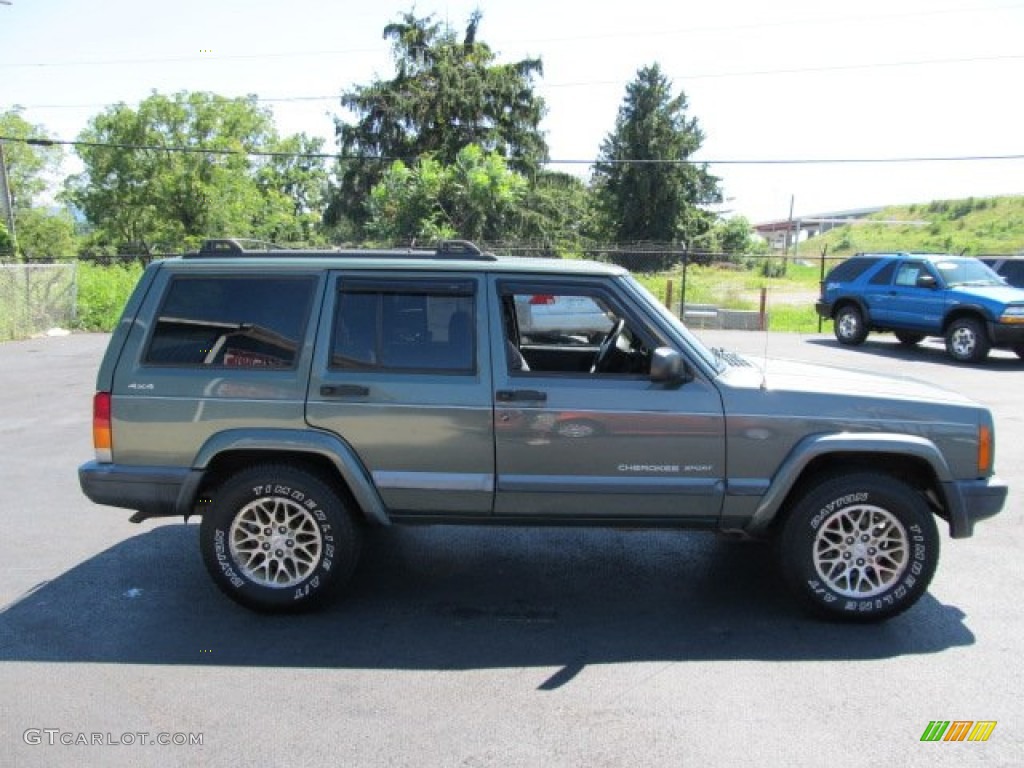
top-left (188, 238), bottom-right (498, 261)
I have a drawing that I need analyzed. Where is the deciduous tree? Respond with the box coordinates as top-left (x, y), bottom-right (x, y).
top-left (0, 109), bottom-right (75, 259)
top-left (327, 11), bottom-right (547, 236)
top-left (67, 92), bottom-right (328, 254)
top-left (366, 145), bottom-right (527, 244)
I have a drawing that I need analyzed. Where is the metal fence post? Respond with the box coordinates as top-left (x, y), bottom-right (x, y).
top-left (679, 249), bottom-right (689, 319)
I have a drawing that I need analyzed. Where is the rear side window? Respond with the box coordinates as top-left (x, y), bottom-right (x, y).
top-left (868, 261), bottom-right (897, 285)
top-left (331, 279), bottom-right (476, 373)
top-left (145, 276), bottom-right (315, 368)
top-left (825, 257), bottom-right (879, 283)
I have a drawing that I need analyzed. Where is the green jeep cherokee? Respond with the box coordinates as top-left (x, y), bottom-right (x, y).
top-left (79, 239), bottom-right (1007, 620)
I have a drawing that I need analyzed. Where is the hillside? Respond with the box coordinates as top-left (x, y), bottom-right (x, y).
top-left (798, 195), bottom-right (1024, 257)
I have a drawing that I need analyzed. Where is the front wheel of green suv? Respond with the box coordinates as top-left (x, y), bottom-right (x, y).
top-left (200, 464), bottom-right (362, 612)
top-left (777, 473), bottom-right (939, 622)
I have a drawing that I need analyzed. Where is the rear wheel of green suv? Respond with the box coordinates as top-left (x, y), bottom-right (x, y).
top-left (200, 464), bottom-right (362, 612)
top-left (777, 472), bottom-right (939, 622)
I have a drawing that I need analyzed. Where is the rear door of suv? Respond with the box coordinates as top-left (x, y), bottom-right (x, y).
top-left (306, 271), bottom-right (494, 516)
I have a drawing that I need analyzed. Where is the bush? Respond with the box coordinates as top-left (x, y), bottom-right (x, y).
top-left (75, 261), bottom-right (145, 331)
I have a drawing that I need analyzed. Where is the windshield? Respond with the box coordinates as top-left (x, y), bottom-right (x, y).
top-left (620, 274), bottom-right (725, 372)
top-left (932, 257), bottom-right (1004, 287)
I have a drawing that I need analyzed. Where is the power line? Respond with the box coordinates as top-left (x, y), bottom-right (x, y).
top-left (3, 134), bottom-right (1023, 166)
top-left (3, 1), bottom-right (1021, 70)
top-left (11, 53), bottom-right (1024, 113)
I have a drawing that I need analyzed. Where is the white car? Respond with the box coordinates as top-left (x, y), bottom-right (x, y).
top-left (514, 293), bottom-right (614, 342)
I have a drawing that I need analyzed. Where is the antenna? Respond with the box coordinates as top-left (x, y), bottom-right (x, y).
top-left (760, 284), bottom-right (769, 390)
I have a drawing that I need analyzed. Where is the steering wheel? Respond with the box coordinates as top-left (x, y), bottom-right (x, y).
top-left (590, 318), bottom-right (626, 373)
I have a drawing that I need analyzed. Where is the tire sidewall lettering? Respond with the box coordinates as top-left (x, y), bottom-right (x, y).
top-left (785, 476), bottom-right (939, 620)
top-left (221, 481), bottom-right (330, 596)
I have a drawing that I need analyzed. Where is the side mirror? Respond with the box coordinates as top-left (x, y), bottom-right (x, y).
top-left (916, 274), bottom-right (938, 289)
top-left (650, 347), bottom-right (687, 384)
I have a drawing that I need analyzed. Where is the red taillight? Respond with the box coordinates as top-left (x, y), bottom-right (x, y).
top-left (529, 294), bottom-right (556, 305)
top-left (93, 391), bottom-right (112, 462)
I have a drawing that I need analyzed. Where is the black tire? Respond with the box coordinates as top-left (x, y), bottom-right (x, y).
top-left (894, 331), bottom-right (924, 346)
top-left (777, 472), bottom-right (939, 622)
top-left (200, 464), bottom-right (362, 612)
top-left (945, 316), bottom-right (990, 363)
top-left (834, 304), bottom-right (868, 346)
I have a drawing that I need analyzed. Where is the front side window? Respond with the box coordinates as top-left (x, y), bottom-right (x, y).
top-left (145, 276), bottom-right (315, 368)
top-left (501, 286), bottom-right (654, 376)
top-left (331, 280), bottom-right (476, 373)
top-left (895, 262), bottom-right (928, 287)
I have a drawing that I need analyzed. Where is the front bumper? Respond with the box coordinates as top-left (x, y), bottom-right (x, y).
top-left (943, 475), bottom-right (1008, 538)
top-left (988, 321), bottom-right (1024, 347)
top-left (79, 461), bottom-right (201, 521)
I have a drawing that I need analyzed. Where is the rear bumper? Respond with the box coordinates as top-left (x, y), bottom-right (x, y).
top-left (78, 461), bottom-right (200, 521)
top-left (944, 476), bottom-right (1008, 538)
top-left (814, 300), bottom-right (832, 319)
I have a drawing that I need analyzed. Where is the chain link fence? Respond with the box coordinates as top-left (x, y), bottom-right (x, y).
top-left (0, 263), bottom-right (77, 341)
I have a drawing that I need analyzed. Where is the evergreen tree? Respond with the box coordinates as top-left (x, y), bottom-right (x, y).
top-left (593, 64), bottom-right (721, 245)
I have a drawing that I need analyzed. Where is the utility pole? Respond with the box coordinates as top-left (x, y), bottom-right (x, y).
top-left (0, 143), bottom-right (16, 254)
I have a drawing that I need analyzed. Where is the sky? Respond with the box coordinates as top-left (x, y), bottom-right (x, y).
top-left (1, 0), bottom-right (1022, 224)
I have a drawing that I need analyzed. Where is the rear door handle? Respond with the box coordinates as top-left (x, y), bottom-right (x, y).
top-left (320, 384), bottom-right (370, 397)
top-left (496, 389), bottom-right (547, 403)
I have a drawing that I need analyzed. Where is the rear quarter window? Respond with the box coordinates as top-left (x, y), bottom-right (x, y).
top-left (825, 257), bottom-right (880, 284)
top-left (144, 275), bottom-right (316, 368)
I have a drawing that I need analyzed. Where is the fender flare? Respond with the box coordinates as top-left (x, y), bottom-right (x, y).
top-left (178, 428), bottom-right (390, 525)
top-left (942, 304), bottom-right (995, 331)
top-left (832, 295), bottom-right (871, 323)
top-left (745, 432), bottom-right (954, 535)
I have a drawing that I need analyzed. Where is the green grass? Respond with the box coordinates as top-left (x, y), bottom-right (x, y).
top-left (808, 195), bottom-right (1024, 256)
top-left (75, 261), bottom-right (145, 331)
top-left (765, 303), bottom-right (820, 333)
top-left (633, 194), bottom-right (1024, 332)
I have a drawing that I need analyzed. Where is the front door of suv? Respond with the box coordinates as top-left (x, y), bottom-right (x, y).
top-left (490, 276), bottom-right (726, 522)
top-left (881, 259), bottom-right (946, 333)
top-left (307, 272), bottom-right (494, 515)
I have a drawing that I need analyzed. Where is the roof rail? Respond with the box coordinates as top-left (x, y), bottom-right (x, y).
top-left (197, 238), bottom-right (246, 256)
top-left (188, 238), bottom-right (498, 261)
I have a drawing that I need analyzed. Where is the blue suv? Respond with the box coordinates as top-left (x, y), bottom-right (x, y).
top-left (816, 252), bottom-right (1024, 363)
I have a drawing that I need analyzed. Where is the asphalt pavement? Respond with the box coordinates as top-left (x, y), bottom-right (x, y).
top-left (0, 330), bottom-right (1021, 767)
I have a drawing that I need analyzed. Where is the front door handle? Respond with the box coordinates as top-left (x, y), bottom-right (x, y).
top-left (496, 389), bottom-right (547, 403)
top-left (320, 384), bottom-right (370, 397)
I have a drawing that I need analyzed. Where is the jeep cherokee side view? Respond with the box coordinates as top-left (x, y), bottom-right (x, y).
top-left (815, 252), bottom-right (1024, 362)
top-left (79, 239), bottom-right (1007, 621)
